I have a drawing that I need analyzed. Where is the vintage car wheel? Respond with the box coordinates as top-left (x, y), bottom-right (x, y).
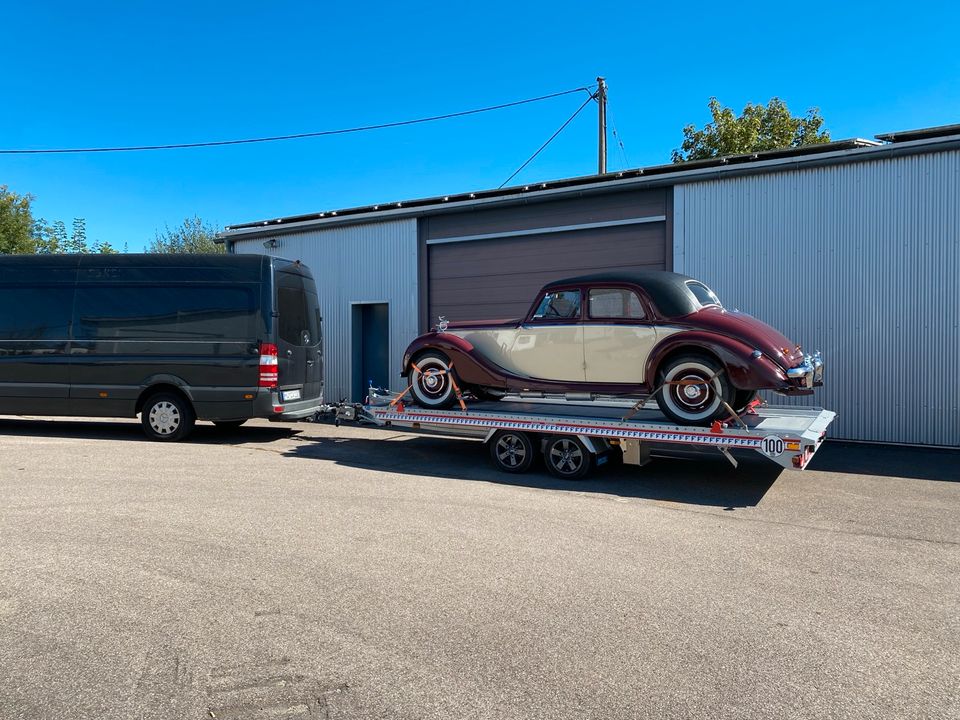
top-left (409, 352), bottom-right (458, 408)
top-left (488, 430), bottom-right (536, 473)
top-left (656, 354), bottom-right (734, 426)
top-left (543, 435), bottom-right (594, 480)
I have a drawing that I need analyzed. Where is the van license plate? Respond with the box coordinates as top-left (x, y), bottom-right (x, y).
top-left (280, 389), bottom-right (301, 402)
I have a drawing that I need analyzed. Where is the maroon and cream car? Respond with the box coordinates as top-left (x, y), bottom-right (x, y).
top-left (402, 271), bottom-right (823, 425)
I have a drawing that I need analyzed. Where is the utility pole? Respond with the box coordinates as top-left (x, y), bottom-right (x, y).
top-left (596, 76), bottom-right (608, 174)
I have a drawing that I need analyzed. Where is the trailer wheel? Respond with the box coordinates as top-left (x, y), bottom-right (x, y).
top-left (543, 435), bottom-right (594, 480)
top-left (488, 430), bottom-right (535, 473)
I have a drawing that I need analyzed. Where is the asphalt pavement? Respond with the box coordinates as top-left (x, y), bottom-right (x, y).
top-left (0, 416), bottom-right (957, 720)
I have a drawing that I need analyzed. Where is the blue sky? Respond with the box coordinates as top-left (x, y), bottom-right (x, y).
top-left (2, 1), bottom-right (959, 251)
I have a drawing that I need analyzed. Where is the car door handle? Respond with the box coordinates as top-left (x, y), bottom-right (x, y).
top-left (286, 349), bottom-right (293, 357)
top-left (307, 359), bottom-right (314, 366)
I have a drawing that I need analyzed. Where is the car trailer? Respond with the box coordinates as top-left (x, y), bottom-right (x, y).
top-left (323, 390), bottom-right (837, 480)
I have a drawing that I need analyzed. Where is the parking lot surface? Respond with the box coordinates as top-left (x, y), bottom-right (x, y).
top-left (1, 416), bottom-right (958, 720)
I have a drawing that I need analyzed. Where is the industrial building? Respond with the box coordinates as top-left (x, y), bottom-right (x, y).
top-left (221, 124), bottom-right (960, 447)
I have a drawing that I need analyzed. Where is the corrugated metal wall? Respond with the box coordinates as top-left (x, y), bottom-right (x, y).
top-left (231, 219), bottom-right (418, 402)
top-left (674, 149), bottom-right (960, 446)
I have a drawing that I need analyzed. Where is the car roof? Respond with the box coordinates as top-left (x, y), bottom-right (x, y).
top-left (543, 270), bottom-right (704, 318)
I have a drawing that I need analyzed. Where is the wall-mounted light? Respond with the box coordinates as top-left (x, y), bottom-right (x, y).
top-left (263, 238), bottom-right (278, 250)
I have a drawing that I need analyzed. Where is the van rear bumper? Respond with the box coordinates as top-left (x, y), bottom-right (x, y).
top-left (251, 389), bottom-right (324, 421)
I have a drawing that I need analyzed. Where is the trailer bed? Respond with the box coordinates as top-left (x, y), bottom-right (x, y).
top-left (345, 398), bottom-right (836, 472)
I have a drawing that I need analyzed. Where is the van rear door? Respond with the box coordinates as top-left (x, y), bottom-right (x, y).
top-left (275, 269), bottom-right (323, 403)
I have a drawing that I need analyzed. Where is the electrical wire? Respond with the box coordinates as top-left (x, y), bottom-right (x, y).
top-left (499, 93), bottom-right (595, 189)
top-left (0, 85), bottom-right (596, 155)
top-left (607, 100), bottom-right (631, 169)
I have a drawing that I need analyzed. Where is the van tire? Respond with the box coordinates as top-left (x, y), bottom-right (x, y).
top-left (141, 392), bottom-right (196, 442)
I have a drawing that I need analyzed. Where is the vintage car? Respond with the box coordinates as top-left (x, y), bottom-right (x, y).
top-left (401, 271), bottom-right (823, 425)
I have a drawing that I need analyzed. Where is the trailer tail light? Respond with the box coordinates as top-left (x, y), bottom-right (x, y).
top-left (259, 342), bottom-right (279, 388)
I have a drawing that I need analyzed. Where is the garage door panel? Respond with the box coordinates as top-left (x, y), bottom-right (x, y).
top-left (427, 189), bottom-right (666, 241)
top-left (428, 223), bottom-right (666, 323)
top-left (429, 224), bottom-right (664, 267)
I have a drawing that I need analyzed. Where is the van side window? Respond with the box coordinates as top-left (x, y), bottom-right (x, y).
top-left (74, 286), bottom-right (257, 339)
top-left (0, 287), bottom-right (73, 340)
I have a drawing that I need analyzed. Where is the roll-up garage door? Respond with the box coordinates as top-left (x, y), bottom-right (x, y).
top-left (428, 219), bottom-right (666, 324)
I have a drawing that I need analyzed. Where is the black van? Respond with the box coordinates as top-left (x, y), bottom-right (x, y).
top-left (0, 254), bottom-right (323, 440)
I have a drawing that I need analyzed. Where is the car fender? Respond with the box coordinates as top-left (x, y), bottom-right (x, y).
top-left (402, 333), bottom-right (508, 389)
top-left (646, 331), bottom-right (789, 390)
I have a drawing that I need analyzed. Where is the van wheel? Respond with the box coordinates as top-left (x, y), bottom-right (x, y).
top-left (141, 392), bottom-right (196, 442)
top-left (213, 420), bottom-right (247, 431)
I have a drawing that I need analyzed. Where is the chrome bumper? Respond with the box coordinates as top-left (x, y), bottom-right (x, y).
top-left (786, 352), bottom-right (824, 388)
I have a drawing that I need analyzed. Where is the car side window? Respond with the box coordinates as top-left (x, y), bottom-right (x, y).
top-left (588, 288), bottom-right (646, 320)
top-left (532, 290), bottom-right (581, 321)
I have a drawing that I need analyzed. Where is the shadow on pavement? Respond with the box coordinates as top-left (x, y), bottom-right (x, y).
top-left (285, 433), bottom-right (782, 509)
top-left (0, 418), bottom-right (298, 445)
top-left (808, 440), bottom-right (960, 482)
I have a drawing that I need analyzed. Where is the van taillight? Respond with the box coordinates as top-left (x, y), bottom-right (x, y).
top-left (259, 342), bottom-right (279, 388)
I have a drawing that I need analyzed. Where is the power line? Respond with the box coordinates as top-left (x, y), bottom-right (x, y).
top-left (0, 85), bottom-right (595, 155)
top-left (499, 93), bottom-right (595, 189)
top-left (606, 97), bottom-right (630, 170)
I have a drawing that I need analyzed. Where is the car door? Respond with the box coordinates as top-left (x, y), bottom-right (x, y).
top-left (275, 271), bottom-right (322, 403)
top-left (582, 287), bottom-right (656, 384)
top-left (508, 288), bottom-right (586, 382)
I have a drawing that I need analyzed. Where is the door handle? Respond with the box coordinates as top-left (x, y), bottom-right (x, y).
top-left (307, 359), bottom-right (314, 366)
top-left (286, 349), bottom-right (293, 357)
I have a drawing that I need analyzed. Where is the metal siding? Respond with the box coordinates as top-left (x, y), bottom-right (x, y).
top-left (232, 219), bottom-right (418, 402)
top-left (674, 150), bottom-right (960, 446)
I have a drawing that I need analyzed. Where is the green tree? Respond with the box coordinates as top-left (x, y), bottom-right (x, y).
top-left (148, 216), bottom-right (223, 254)
top-left (672, 97), bottom-right (831, 163)
top-left (0, 185), bottom-right (37, 254)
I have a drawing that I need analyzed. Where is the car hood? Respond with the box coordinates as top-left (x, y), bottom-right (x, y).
top-left (683, 307), bottom-right (806, 367)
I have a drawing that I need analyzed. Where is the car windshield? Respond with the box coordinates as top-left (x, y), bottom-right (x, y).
top-left (687, 281), bottom-right (722, 308)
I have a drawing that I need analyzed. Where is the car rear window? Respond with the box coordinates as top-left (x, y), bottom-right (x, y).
top-left (687, 281), bottom-right (722, 308)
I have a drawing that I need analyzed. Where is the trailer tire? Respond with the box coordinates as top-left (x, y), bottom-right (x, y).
top-left (488, 430), bottom-right (535, 473)
top-left (543, 435), bottom-right (594, 480)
